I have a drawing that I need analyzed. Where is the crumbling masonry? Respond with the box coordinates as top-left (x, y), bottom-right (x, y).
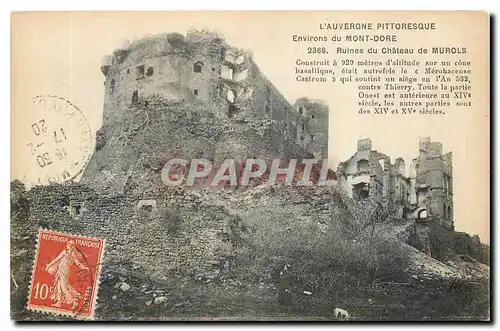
top-left (23, 30), bottom-right (330, 279)
top-left (82, 30), bottom-right (329, 193)
top-left (337, 137), bottom-right (454, 229)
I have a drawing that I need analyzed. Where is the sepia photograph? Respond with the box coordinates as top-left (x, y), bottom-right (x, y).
top-left (10, 11), bottom-right (490, 322)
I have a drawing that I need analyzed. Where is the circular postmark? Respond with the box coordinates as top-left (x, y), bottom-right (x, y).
top-left (19, 95), bottom-right (93, 187)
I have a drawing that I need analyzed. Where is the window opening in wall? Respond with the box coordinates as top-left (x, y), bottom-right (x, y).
top-left (302, 124), bottom-right (305, 131)
top-left (220, 47), bottom-right (226, 60)
top-left (265, 104), bottom-right (270, 114)
top-left (311, 114), bottom-right (315, 119)
top-left (300, 136), bottom-right (304, 141)
top-left (194, 61), bottom-right (204, 73)
top-left (353, 182), bottom-right (370, 201)
top-left (73, 203), bottom-right (82, 215)
top-left (194, 89), bottom-right (198, 96)
top-left (228, 104), bottom-right (239, 118)
top-left (265, 86), bottom-right (271, 101)
top-left (357, 159), bottom-right (370, 172)
top-left (146, 67), bottom-right (154, 76)
top-left (132, 90), bottom-right (139, 105)
top-left (310, 135), bottom-right (315, 141)
top-left (137, 200), bottom-right (157, 214)
top-left (110, 79), bottom-right (115, 93)
top-left (216, 82), bottom-right (224, 97)
top-left (298, 107), bottom-right (304, 115)
top-left (444, 174), bottom-right (452, 196)
top-left (136, 65), bottom-right (145, 80)
top-left (68, 201), bottom-right (84, 218)
top-left (126, 68), bottom-right (130, 74)
top-left (212, 67), bottom-right (216, 72)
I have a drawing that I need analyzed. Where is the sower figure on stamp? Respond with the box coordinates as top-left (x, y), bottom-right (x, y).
top-left (45, 240), bottom-right (89, 309)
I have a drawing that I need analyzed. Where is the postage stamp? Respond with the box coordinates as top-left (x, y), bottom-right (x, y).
top-left (26, 229), bottom-right (106, 320)
top-left (20, 95), bottom-right (93, 187)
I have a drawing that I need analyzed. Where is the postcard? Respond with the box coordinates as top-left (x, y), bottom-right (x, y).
top-left (11, 11), bottom-right (490, 321)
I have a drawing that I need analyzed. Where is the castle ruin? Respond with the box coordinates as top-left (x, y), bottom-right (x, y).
top-left (81, 30), bottom-right (328, 193)
top-left (337, 137), bottom-right (454, 229)
top-left (21, 30), bottom-right (330, 279)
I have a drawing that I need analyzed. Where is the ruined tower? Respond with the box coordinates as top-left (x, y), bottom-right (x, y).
top-left (81, 31), bottom-right (330, 193)
top-left (337, 138), bottom-right (384, 202)
top-left (294, 98), bottom-right (329, 159)
top-left (339, 137), bottom-right (453, 226)
top-left (409, 137), bottom-right (454, 228)
top-left (338, 138), bottom-right (414, 218)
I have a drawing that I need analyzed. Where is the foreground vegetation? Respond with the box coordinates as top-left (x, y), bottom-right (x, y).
top-left (10, 181), bottom-right (489, 321)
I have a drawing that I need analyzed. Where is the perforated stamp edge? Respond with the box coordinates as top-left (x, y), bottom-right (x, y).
top-left (26, 228), bottom-right (106, 321)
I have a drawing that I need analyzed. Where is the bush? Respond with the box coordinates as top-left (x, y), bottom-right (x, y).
top-left (11, 180), bottom-right (29, 225)
top-left (428, 222), bottom-right (454, 261)
top-left (428, 223), bottom-right (490, 265)
top-left (233, 189), bottom-right (410, 297)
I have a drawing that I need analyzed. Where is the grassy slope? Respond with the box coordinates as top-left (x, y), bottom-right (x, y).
top-left (10, 183), bottom-right (490, 321)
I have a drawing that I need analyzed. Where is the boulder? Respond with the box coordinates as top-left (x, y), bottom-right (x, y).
top-left (154, 296), bottom-right (168, 305)
top-left (120, 282), bottom-right (131, 291)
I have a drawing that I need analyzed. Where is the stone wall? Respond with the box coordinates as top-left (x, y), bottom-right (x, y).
top-left (339, 138), bottom-right (452, 227)
top-left (23, 30), bottom-right (334, 282)
top-left (89, 30), bottom-right (330, 194)
top-left (412, 137), bottom-right (454, 228)
top-left (82, 95), bottom-right (310, 194)
top-left (25, 184), bottom-right (240, 282)
top-left (454, 232), bottom-right (489, 265)
top-left (102, 38), bottom-right (225, 125)
top-left (294, 98), bottom-right (329, 159)
top-left (337, 139), bottom-right (384, 202)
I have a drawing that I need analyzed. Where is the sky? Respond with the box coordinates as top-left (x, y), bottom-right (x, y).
top-left (11, 11), bottom-right (489, 242)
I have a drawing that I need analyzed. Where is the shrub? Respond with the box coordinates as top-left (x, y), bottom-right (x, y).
top-left (233, 189), bottom-right (410, 297)
top-left (428, 222), bottom-right (454, 261)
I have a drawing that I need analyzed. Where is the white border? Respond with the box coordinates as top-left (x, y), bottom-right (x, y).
top-left (3, 1), bottom-right (497, 331)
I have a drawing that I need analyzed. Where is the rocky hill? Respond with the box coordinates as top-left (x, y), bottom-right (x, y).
top-left (11, 180), bottom-right (490, 321)
top-left (81, 95), bottom-right (309, 195)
